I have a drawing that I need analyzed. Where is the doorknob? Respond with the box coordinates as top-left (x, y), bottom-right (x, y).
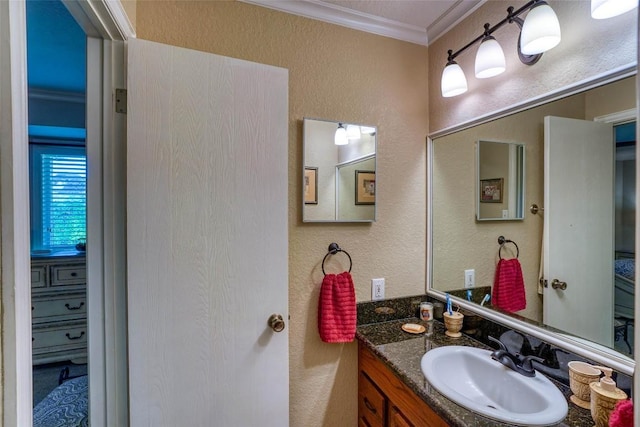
top-left (551, 279), bottom-right (567, 290)
top-left (268, 314), bottom-right (285, 332)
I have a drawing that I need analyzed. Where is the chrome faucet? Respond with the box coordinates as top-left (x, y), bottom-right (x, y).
top-left (488, 336), bottom-right (544, 377)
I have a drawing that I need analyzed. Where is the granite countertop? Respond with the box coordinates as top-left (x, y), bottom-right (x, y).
top-left (356, 318), bottom-right (593, 427)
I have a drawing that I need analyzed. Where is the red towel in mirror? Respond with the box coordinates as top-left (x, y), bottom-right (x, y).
top-left (492, 258), bottom-right (526, 312)
top-left (318, 272), bottom-right (356, 343)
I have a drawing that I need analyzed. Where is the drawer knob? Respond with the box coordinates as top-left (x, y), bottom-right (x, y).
top-left (65, 302), bottom-right (85, 311)
top-left (363, 397), bottom-right (377, 414)
top-left (70, 272), bottom-right (78, 277)
top-left (66, 331), bottom-right (85, 341)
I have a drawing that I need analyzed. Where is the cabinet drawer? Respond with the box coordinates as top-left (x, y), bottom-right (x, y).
top-left (32, 323), bottom-right (87, 351)
top-left (32, 294), bottom-right (86, 323)
top-left (389, 406), bottom-right (413, 427)
top-left (359, 372), bottom-right (385, 427)
top-left (31, 266), bottom-right (47, 289)
top-left (51, 264), bottom-right (86, 286)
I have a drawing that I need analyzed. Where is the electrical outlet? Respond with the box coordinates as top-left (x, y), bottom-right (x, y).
top-left (372, 278), bottom-right (385, 300)
top-left (502, 210), bottom-right (509, 218)
top-left (464, 269), bottom-right (475, 288)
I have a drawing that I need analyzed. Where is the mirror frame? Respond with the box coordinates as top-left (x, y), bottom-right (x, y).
top-left (427, 65), bottom-right (637, 376)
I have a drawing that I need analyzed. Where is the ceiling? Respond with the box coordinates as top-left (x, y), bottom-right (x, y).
top-left (241, 0), bottom-right (485, 45)
top-left (27, 0), bottom-right (484, 95)
top-left (27, 0), bottom-right (86, 94)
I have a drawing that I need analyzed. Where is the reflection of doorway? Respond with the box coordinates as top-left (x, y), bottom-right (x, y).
top-left (613, 120), bottom-right (636, 357)
top-left (27, 0), bottom-right (89, 418)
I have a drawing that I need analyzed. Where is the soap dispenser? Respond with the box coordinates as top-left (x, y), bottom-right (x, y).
top-left (589, 367), bottom-right (628, 427)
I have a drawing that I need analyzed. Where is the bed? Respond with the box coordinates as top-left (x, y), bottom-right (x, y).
top-left (33, 375), bottom-right (88, 427)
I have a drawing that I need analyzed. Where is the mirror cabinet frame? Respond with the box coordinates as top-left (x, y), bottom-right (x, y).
top-left (427, 66), bottom-right (637, 376)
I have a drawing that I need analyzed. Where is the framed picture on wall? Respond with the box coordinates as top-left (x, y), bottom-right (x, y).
top-left (355, 170), bottom-right (375, 205)
top-left (304, 167), bottom-right (318, 204)
top-left (480, 178), bottom-right (503, 203)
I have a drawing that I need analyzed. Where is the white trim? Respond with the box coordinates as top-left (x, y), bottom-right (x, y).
top-left (64, 0), bottom-right (135, 40)
top-left (86, 35), bottom-right (107, 427)
top-left (336, 153), bottom-right (374, 167)
top-left (1, 1), bottom-right (33, 425)
top-left (594, 108), bottom-right (637, 124)
top-left (240, 0), bottom-right (428, 45)
top-left (29, 88), bottom-right (85, 104)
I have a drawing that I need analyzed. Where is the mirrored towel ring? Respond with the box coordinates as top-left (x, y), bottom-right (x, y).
top-left (530, 203), bottom-right (544, 214)
top-left (321, 243), bottom-right (353, 275)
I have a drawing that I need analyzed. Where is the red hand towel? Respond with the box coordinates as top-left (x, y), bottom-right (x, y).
top-left (492, 258), bottom-right (526, 313)
top-left (318, 271), bottom-right (356, 343)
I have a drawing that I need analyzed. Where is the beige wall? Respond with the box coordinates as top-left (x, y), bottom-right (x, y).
top-left (432, 76), bottom-right (635, 322)
top-left (134, 2), bottom-right (428, 425)
top-left (428, 0), bottom-right (637, 132)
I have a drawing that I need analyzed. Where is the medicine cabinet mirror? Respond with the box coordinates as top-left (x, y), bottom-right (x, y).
top-left (476, 140), bottom-right (525, 221)
top-left (303, 118), bottom-right (377, 222)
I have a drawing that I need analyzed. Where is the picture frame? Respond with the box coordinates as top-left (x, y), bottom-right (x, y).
top-left (355, 170), bottom-right (376, 205)
top-left (480, 178), bottom-right (504, 203)
top-left (304, 167), bottom-right (318, 204)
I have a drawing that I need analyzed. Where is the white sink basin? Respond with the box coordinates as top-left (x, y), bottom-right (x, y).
top-left (421, 346), bottom-right (568, 426)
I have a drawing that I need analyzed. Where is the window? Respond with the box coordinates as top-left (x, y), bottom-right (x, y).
top-left (30, 144), bottom-right (86, 252)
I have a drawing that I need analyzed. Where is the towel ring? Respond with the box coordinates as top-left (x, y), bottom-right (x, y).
top-left (321, 243), bottom-right (352, 275)
top-left (498, 236), bottom-right (519, 259)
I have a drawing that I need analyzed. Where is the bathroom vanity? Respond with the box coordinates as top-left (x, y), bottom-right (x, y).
top-left (357, 317), bottom-right (594, 427)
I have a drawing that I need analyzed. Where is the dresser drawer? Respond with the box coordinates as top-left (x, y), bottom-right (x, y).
top-left (51, 264), bottom-right (86, 286)
top-left (32, 294), bottom-right (86, 323)
top-left (31, 266), bottom-right (47, 289)
top-left (32, 323), bottom-right (87, 351)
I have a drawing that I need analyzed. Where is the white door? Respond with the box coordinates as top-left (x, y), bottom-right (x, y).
top-left (543, 116), bottom-right (614, 347)
top-left (127, 39), bottom-right (289, 426)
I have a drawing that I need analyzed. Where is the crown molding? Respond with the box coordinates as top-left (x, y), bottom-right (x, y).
top-left (29, 88), bottom-right (85, 104)
top-left (239, 0), bottom-right (429, 45)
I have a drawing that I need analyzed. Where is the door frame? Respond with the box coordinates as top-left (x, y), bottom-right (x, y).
top-left (1, 1), bottom-right (133, 425)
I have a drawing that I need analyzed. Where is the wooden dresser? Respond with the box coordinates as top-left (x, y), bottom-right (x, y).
top-left (31, 256), bottom-right (87, 365)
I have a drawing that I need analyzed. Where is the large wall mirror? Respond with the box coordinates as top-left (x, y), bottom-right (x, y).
top-left (303, 118), bottom-right (377, 222)
top-left (429, 73), bottom-right (637, 374)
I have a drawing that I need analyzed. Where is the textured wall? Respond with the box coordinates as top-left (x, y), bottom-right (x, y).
top-left (134, 2), bottom-right (428, 426)
top-left (429, 0), bottom-right (637, 133)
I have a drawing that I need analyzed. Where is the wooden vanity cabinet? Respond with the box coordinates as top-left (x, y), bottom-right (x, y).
top-left (358, 343), bottom-right (448, 427)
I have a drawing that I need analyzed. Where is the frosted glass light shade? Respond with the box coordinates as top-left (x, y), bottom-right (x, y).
top-left (441, 62), bottom-right (467, 97)
top-left (475, 36), bottom-right (506, 79)
top-left (521, 2), bottom-right (561, 55)
top-left (346, 124), bottom-right (361, 140)
top-left (334, 124), bottom-right (348, 145)
top-left (591, 0), bottom-right (638, 19)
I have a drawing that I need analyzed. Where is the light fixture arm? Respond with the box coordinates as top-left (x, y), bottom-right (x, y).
top-left (445, 0), bottom-right (544, 65)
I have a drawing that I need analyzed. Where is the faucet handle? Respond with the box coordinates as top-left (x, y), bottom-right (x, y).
top-left (518, 354), bottom-right (545, 372)
top-left (488, 335), bottom-right (507, 351)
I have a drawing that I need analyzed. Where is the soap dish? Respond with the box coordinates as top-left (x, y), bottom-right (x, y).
top-left (401, 323), bottom-right (425, 334)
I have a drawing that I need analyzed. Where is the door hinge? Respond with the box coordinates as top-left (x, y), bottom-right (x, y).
top-left (115, 89), bottom-right (127, 114)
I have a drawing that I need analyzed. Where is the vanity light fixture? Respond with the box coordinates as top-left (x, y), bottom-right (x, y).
top-left (591, 0), bottom-right (638, 19)
top-left (346, 124), bottom-right (361, 140)
top-left (441, 0), bottom-right (561, 98)
top-left (334, 123), bottom-right (348, 145)
top-left (475, 24), bottom-right (506, 79)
